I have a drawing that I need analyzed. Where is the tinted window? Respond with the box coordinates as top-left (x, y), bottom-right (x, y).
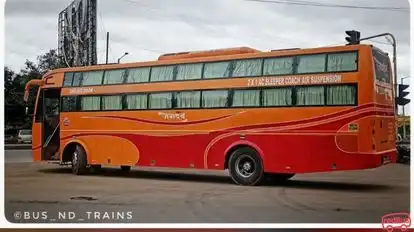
top-left (232, 59), bottom-right (262, 77)
top-left (263, 57), bottom-right (294, 75)
top-left (149, 92), bottom-right (172, 109)
top-left (150, 66), bottom-right (175, 82)
top-left (81, 96), bottom-right (101, 111)
top-left (296, 86), bottom-right (325, 106)
top-left (232, 89), bottom-right (260, 107)
top-left (61, 96), bottom-right (78, 112)
top-left (176, 63), bottom-right (202, 80)
top-left (81, 71), bottom-right (104, 86)
top-left (203, 61), bottom-right (232, 79)
top-left (102, 95), bottom-right (122, 110)
top-left (297, 54), bottom-right (326, 74)
top-left (202, 90), bottom-right (228, 108)
top-left (326, 85), bottom-right (356, 105)
top-left (126, 94), bottom-right (148, 110)
top-left (175, 91), bottom-right (201, 108)
top-left (126, 67), bottom-right (150, 83)
top-left (263, 88), bottom-right (293, 106)
top-left (104, 69), bottom-right (125, 85)
top-left (327, 52), bottom-right (357, 72)
top-left (72, 72), bottom-right (82, 86)
top-left (63, 73), bottom-right (74, 87)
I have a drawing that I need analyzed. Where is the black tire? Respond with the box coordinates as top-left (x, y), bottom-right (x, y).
top-left (265, 173), bottom-right (295, 183)
top-left (228, 147), bottom-right (264, 186)
top-left (120, 165), bottom-right (131, 172)
top-left (71, 145), bottom-right (88, 175)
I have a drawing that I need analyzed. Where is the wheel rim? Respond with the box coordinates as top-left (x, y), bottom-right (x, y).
top-left (72, 151), bottom-right (78, 167)
top-left (235, 155), bottom-right (256, 178)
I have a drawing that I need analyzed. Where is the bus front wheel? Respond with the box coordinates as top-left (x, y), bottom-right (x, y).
top-left (228, 147), bottom-right (264, 186)
top-left (71, 145), bottom-right (88, 175)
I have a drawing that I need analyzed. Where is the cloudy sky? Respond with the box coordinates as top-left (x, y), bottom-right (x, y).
top-left (5, 0), bottom-right (411, 112)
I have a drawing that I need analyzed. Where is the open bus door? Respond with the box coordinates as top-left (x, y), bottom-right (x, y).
top-left (24, 81), bottom-right (61, 162)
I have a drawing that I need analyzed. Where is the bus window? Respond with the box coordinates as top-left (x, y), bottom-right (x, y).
top-left (327, 52), bottom-right (357, 72)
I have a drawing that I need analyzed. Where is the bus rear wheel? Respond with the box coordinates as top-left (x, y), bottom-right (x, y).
top-left (228, 147), bottom-right (264, 186)
top-left (71, 145), bottom-right (88, 175)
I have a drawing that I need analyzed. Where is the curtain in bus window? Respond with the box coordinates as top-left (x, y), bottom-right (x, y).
top-left (126, 94), bottom-right (147, 109)
top-left (263, 88), bottom-right (292, 106)
top-left (327, 52), bottom-right (357, 72)
top-left (104, 69), bottom-right (125, 84)
top-left (232, 90), bottom-right (260, 107)
top-left (81, 71), bottom-right (104, 86)
top-left (232, 59), bottom-right (262, 77)
top-left (297, 54), bottom-right (326, 74)
top-left (202, 90), bottom-right (228, 108)
top-left (176, 91), bottom-right (201, 108)
top-left (326, 85), bottom-right (356, 105)
top-left (149, 93), bottom-right (172, 109)
top-left (81, 96), bottom-right (101, 111)
top-left (296, 86), bottom-right (325, 106)
top-left (126, 67), bottom-right (150, 83)
top-left (176, 64), bottom-right (202, 80)
top-left (150, 66), bottom-right (175, 82)
top-left (102, 95), bottom-right (122, 110)
top-left (263, 57), bottom-right (294, 75)
top-left (203, 61), bottom-right (232, 79)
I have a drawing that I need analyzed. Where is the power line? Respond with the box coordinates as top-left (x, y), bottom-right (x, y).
top-left (242, 0), bottom-right (409, 12)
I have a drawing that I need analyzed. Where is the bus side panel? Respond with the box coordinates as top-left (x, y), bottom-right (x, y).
top-left (32, 122), bottom-right (42, 161)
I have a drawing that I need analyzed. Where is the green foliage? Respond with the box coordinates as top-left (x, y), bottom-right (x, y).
top-left (5, 49), bottom-right (65, 129)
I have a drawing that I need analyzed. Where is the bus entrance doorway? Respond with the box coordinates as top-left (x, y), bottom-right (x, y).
top-left (41, 88), bottom-right (61, 161)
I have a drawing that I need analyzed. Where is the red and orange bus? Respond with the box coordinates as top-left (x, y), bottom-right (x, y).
top-left (24, 44), bottom-right (397, 186)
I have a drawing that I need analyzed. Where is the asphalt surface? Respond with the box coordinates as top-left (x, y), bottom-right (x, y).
top-left (4, 150), bottom-right (411, 223)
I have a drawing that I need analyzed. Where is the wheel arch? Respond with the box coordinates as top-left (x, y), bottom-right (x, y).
top-left (61, 139), bottom-right (89, 163)
top-left (224, 141), bottom-right (264, 170)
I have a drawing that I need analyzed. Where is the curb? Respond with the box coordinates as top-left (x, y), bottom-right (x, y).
top-left (4, 145), bottom-right (32, 150)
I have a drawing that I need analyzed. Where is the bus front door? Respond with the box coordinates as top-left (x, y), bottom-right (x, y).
top-left (41, 89), bottom-right (61, 161)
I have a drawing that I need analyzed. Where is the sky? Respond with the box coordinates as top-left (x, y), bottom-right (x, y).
top-left (4, 0), bottom-right (411, 113)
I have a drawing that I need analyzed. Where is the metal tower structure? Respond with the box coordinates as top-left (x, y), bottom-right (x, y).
top-left (58, 0), bottom-right (97, 67)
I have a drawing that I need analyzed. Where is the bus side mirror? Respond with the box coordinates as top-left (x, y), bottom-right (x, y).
top-left (25, 107), bottom-right (29, 116)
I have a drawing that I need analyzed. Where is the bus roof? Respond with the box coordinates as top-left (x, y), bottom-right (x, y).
top-left (47, 43), bottom-right (373, 76)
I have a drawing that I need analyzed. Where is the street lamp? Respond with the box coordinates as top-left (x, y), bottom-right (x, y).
top-left (117, 52), bottom-right (129, 63)
top-left (401, 76), bottom-right (410, 138)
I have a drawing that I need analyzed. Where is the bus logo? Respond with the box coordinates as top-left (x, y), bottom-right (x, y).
top-left (63, 117), bottom-right (70, 126)
top-left (158, 112), bottom-right (187, 122)
top-left (381, 213), bottom-right (411, 231)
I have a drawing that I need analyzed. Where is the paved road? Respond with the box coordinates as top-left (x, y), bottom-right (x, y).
top-left (5, 150), bottom-right (410, 223)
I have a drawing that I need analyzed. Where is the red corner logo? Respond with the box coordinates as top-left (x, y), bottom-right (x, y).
top-left (382, 213), bottom-right (411, 231)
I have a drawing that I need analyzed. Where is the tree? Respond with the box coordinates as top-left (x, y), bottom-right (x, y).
top-left (4, 49), bottom-right (66, 130)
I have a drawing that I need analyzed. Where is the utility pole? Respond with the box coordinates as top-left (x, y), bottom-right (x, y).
top-left (106, 32), bottom-right (109, 64)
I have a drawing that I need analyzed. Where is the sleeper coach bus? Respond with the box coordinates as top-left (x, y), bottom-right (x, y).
top-left (24, 44), bottom-right (397, 186)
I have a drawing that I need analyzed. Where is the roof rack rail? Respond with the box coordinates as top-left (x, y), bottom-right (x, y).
top-left (270, 48), bottom-right (300, 52)
top-left (158, 47), bottom-right (260, 60)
